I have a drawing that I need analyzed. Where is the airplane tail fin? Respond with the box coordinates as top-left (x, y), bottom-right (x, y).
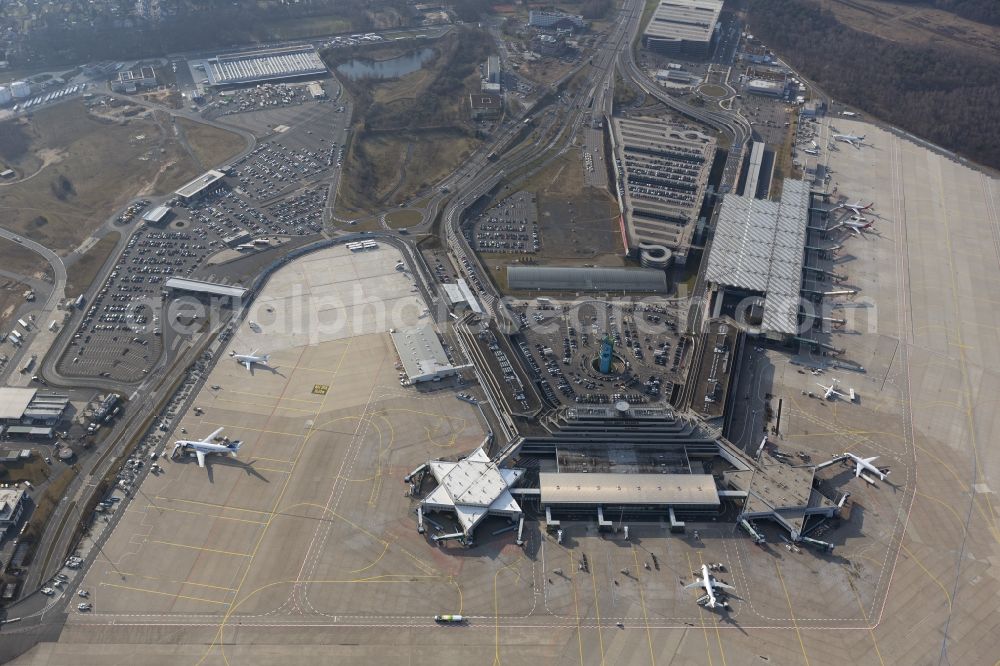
top-left (228, 440), bottom-right (243, 456)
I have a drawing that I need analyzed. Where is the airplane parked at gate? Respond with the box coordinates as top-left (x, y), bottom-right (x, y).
top-left (834, 200), bottom-right (874, 216)
top-left (845, 452), bottom-right (889, 481)
top-left (685, 564), bottom-right (735, 609)
top-left (831, 216), bottom-right (876, 237)
top-left (172, 427), bottom-right (242, 467)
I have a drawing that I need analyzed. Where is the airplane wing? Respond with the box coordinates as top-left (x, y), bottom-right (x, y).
top-left (250, 349), bottom-right (259, 357)
top-left (855, 461), bottom-right (865, 477)
top-left (196, 450), bottom-right (207, 467)
top-left (684, 580), bottom-right (704, 590)
top-left (712, 581), bottom-right (736, 591)
top-left (243, 359), bottom-right (252, 370)
top-left (862, 456), bottom-right (878, 464)
top-left (202, 427), bottom-right (224, 444)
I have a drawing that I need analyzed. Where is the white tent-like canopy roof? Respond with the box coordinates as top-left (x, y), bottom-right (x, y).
top-left (421, 445), bottom-right (525, 537)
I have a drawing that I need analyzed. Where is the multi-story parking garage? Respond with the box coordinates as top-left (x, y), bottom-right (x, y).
top-left (611, 117), bottom-right (716, 264)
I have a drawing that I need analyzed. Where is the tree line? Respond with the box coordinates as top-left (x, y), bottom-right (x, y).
top-left (747, 0), bottom-right (1000, 169)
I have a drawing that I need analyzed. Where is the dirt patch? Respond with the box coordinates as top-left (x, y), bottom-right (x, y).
top-left (0, 101), bottom-right (204, 254)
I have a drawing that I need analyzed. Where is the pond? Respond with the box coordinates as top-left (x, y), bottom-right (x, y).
top-left (336, 48), bottom-right (436, 80)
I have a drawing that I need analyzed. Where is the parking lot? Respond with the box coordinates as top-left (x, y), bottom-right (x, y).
top-left (509, 300), bottom-right (683, 407)
top-left (471, 191), bottom-right (539, 254)
top-left (56, 100), bottom-right (346, 384)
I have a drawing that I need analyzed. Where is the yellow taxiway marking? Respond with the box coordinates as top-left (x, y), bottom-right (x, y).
top-left (224, 389), bottom-right (323, 405)
top-left (114, 573), bottom-right (237, 592)
top-left (849, 575), bottom-right (886, 666)
top-left (687, 552), bottom-right (714, 666)
top-left (198, 339), bottom-right (352, 666)
top-left (349, 540), bottom-right (390, 575)
top-left (154, 496), bottom-right (273, 518)
top-left (144, 504), bottom-right (267, 526)
top-left (568, 552), bottom-right (585, 666)
top-left (899, 542), bottom-right (952, 612)
top-left (213, 397), bottom-right (319, 415)
top-left (150, 540), bottom-right (252, 558)
top-left (100, 582), bottom-right (230, 606)
top-left (698, 554), bottom-right (728, 666)
top-left (632, 546), bottom-right (656, 666)
top-left (198, 421), bottom-right (307, 438)
top-left (774, 561), bottom-right (810, 666)
top-left (589, 550), bottom-right (606, 666)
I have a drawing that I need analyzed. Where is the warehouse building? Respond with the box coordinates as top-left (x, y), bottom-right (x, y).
top-left (175, 169), bottom-right (227, 202)
top-left (643, 0), bottom-right (723, 59)
top-left (203, 46), bottom-right (328, 87)
top-left (391, 324), bottom-right (464, 384)
top-left (0, 388), bottom-right (69, 427)
top-left (611, 117), bottom-right (716, 263)
top-left (507, 266), bottom-right (668, 293)
top-left (142, 205), bottom-right (172, 225)
top-left (703, 179), bottom-right (811, 340)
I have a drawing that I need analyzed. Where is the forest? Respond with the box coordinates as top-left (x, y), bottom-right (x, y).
top-left (886, 0), bottom-right (1000, 26)
top-left (747, 0), bottom-right (1000, 169)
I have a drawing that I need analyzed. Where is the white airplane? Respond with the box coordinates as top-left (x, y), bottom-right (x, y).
top-left (832, 216), bottom-right (875, 236)
top-left (232, 349), bottom-right (270, 371)
top-left (817, 379), bottom-right (848, 400)
top-left (171, 427), bottom-right (243, 467)
top-left (845, 452), bottom-right (889, 481)
top-left (803, 148), bottom-right (819, 156)
top-left (834, 200), bottom-right (874, 215)
top-left (685, 564), bottom-right (735, 609)
top-left (833, 133), bottom-right (866, 148)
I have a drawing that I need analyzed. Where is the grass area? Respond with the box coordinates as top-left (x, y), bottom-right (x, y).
top-left (0, 237), bottom-right (52, 278)
top-left (0, 102), bottom-right (203, 254)
top-left (175, 117), bottom-right (247, 170)
top-left (698, 84), bottom-right (728, 97)
top-left (801, 0), bottom-right (1000, 61)
top-left (385, 209), bottom-right (423, 228)
top-left (65, 231), bottom-right (120, 298)
top-left (21, 467), bottom-right (73, 545)
top-left (1, 458), bottom-right (55, 486)
top-left (266, 15), bottom-right (352, 40)
top-left (331, 27), bottom-right (490, 216)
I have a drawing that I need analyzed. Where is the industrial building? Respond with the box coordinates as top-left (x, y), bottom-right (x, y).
top-left (111, 66), bottom-right (157, 93)
top-left (174, 169), bottom-right (227, 202)
top-left (739, 141), bottom-right (773, 199)
top-left (703, 179), bottom-right (811, 339)
top-left (0, 488), bottom-right (27, 536)
top-left (203, 46), bottom-right (328, 87)
top-left (163, 277), bottom-right (248, 301)
top-left (643, 0), bottom-right (723, 59)
top-left (0, 388), bottom-right (69, 428)
top-left (307, 82), bottom-right (326, 99)
top-left (528, 10), bottom-right (588, 31)
top-left (469, 93), bottom-right (502, 120)
top-left (414, 442), bottom-right (525, 545)
top-left (611, 117), bottom-right (716, 263)
top-left (506, 266), bottom-right (668, 293)
top-left (391, 324), bottom-right (464, 383)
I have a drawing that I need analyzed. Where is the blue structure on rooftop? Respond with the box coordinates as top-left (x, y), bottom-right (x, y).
top-left (599, 336), bottom-right (614, 374)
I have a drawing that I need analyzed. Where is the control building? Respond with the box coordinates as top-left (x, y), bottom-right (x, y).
top-left (643, 0), bottom-right (723, 59)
